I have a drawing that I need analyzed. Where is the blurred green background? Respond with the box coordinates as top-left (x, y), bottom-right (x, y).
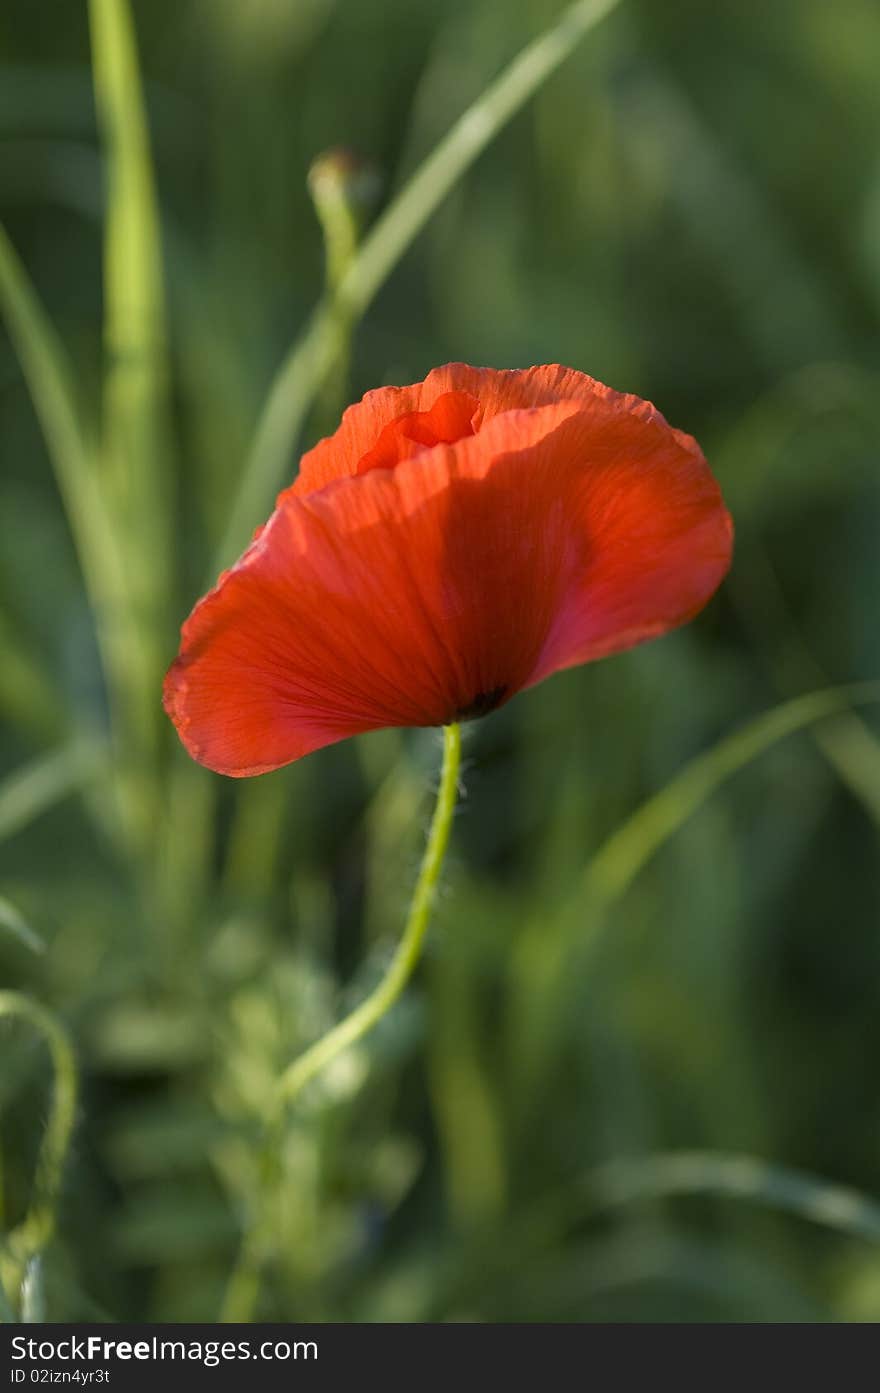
top-left (2, 0), bottom-right (880, 1323)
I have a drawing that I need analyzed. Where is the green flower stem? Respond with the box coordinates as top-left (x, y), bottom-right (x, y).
top-left (0, 992), bottom-right (78, 1314)
top-left (221, 723), bottom-right (462, 1321)
top-left (279, 723), bottom-right (461, 1108)
top-left (307, 154), bottom-right (365, 438)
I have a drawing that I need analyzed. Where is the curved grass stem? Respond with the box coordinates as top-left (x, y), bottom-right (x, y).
top-left (0, 992), bottom-right (78, 1315)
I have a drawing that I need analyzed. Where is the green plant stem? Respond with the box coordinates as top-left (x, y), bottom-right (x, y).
top-left (221, 724), bottom-right (462, 1322)
top-left (307, 161), bottom-right (363, 432)
top-left (0, 992), bottom-right (78, 1315)
top-left (280, 723), bottom-right (461, 1107)
top-left (89, 0), bottom-right (172, 862)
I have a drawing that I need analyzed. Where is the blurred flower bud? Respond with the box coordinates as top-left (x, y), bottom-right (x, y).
top-left (307, 147), bottom-right (381, 221)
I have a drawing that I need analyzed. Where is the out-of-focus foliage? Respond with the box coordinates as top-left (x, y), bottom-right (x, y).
top-left (1, 0), bottom-right (879, 1322)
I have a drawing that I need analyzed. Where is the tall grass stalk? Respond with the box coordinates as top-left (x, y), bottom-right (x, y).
top-left (214, 0), bottom-right (623, 569)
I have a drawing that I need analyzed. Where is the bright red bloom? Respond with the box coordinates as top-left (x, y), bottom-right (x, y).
top-left (164, 364), bottom-right (733, 775)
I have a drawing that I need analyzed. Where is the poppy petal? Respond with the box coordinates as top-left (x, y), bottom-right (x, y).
top-left (290, 362), bottom-right (695, 499)
top-left (355, 390), bottom-right (481, 475)
top-left (164, 401), bottom-right (581, 774)
top-left (165, 365), bottom-right (732, 775)
top-left (525, 409), bottom-right (732, 684)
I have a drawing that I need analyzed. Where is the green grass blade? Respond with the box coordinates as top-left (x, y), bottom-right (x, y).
top-left (0, 6), bottom-right (167, 834)
top-left (0, 226), bottom-right (140, 773)
top-left (215, 0), bottom-right (623, 568)
top-left (509, 682), bottom-right (880, 1089)
top-left (89, 0), bottom-right (170, 546)
top-left (584, 681), bottom-right (880, 908)
top-left (89, 0), bottom-right (169, 495)
top-left (0, 220), bottom-right (88, 484)
top-left (444, 1150), bottom-right (880, 1310)
top-left (0, 740), bottom-right (106, 845)
top-left (0, 613), bottom-right (65, 744)
top-left (88, 0), bottom-right (174, 854)
top-left (0, 224), bottom-right (114, 588)
top-left (587, 1151), bottom-right (880, 1244)
top-left (338, 0), bottom-right (622, 323)
top-left (731, 540), bottom-right (880, 833)
top-left (0, 897), bottom-right (45, 955)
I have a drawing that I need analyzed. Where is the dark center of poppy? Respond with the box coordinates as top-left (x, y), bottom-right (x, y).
top-left (355, 390), bottom-right (481, 475)
top-left (453, 685), bottom-right (508, 723)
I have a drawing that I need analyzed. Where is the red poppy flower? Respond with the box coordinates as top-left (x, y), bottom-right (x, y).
top-left (164, 364), bottom-right (732, 776)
